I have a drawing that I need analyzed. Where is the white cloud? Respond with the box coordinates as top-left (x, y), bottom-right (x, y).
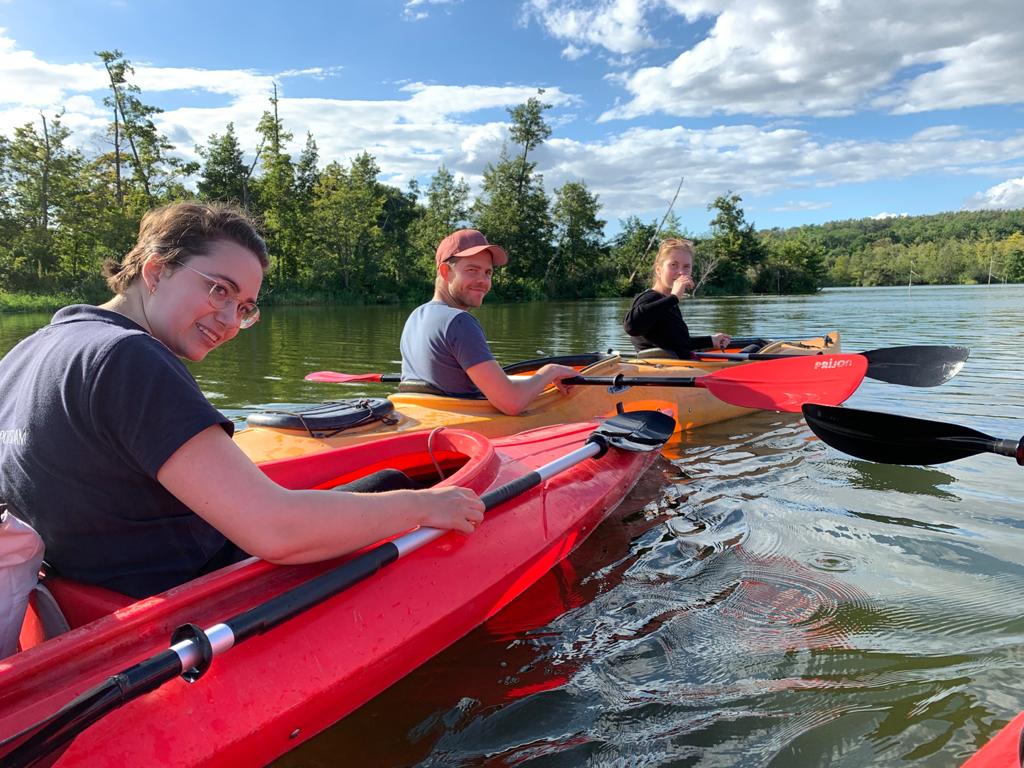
top-left (148, 83), bottom-right (579, 192)
top-left (404, 0), bottom-right (461, 21)
top-left (771, 200), bottom-right (832, 212)
top-left (537, 123), bottom-right (1024, 220)
top-left (2, 28), bottom-right (1022, 228)
top-left (964, 177), bottom-right (1024, 210)
top-left (278, 66), bottom-right (345, 81)
top-left (524, 0), bottom-right (1024, 119)
top-left (0, 29), bottom-right (106, 108)
top-left (871, 212), bottom-right (909, 219)
top-left (522, 0), bottom-right (659, 58)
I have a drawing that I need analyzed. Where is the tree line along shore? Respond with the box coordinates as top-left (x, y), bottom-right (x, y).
top-left (1, 52), bottom-right (1022, 313)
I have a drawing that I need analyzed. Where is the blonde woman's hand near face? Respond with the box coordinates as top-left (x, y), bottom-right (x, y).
top-left (671, 275), bottom-right (695, 298)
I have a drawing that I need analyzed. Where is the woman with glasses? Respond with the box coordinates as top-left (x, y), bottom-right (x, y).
top-left (0, 202), bottom-right (484, 600)
top-left (623, 238), bottom-right (732, 359)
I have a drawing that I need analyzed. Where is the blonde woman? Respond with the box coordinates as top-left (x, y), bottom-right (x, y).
top-left (623, 238), bottom-right (731, 358)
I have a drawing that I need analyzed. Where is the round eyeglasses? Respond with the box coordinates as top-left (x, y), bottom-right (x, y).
top-left (174, 261), bottom-right (261, 329)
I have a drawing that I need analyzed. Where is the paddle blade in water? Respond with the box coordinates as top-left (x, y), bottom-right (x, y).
top-left (305, 371), bottom-right (384, 383)
top-left (699, 354), bottom-right (867, 412)
top-left (861, 345), bottom-right (970, 387)
top-left (801, 403), bottom-right (997, 465)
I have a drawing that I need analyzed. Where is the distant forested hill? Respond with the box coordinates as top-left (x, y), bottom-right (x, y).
top-left (759, 209), bottom-right (1024, 287)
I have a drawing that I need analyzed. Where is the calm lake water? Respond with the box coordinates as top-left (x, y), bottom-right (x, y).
top-left (2, 284), bottom-right (1022, 767)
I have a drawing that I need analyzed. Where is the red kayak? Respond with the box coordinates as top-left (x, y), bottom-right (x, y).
top-left (0, 417), bottom-right (666, 767)
top-left (963, 712), bottom-right (1024, 767)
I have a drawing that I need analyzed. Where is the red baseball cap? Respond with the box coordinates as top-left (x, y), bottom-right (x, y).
top-left (435, 229), bottom-right (508, 268)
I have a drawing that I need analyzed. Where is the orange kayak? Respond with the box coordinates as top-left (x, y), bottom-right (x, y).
top-left (236, 333), bottom-right (841, 462)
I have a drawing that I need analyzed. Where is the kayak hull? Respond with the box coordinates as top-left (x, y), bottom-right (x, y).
top-left (962, 711), bottom-right (1024, 767)
top-left (238, 333), bottom-right (840, 462)
top-left (0, 422), bottom-right (660, 767)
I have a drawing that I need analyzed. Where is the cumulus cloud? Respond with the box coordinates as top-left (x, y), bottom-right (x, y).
top-left (150, 83), bottom-right (578, 190)
top-left (523, 0), bottom-right (1024, 118)
top-left (522, 0), bottom-right (659, 59)
top-left (0, 30), bottom-right (578, 193)
top-left (871, 212), bottom-right (909, 219)
top-left (537, 123), bottom-right (1024, 220)
top-left (0, 29), bottom-right (106, 108)
top-left (3, 28), bottom-right (1023, 227)
top-left (964, 177), bottom-right (1024, 210)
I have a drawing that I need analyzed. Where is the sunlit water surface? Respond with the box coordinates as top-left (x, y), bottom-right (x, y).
top-left (2, 285), bottom-right (1022, 767)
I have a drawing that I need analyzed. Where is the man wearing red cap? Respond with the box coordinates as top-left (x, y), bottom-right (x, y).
top-left (399, 229), bottom-right (577, 415)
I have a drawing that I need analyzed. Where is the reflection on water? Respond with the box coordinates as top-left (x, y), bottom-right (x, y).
top-left (3, 285), bottom-right (1024, 767)
top-left (838, 460), bottom-right (959, 500)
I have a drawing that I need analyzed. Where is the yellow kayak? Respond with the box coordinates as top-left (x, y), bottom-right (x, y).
top-left (236, 333), bottom-right (841, 463)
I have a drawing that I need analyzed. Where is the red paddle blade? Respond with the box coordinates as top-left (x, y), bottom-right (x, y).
top-left (699, 354), bottom-right (867, 412)
top-left (304, 371), bottom-right (384, 383)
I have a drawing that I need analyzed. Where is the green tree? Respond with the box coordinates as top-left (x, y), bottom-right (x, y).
top-left (610, 216), bottom-right (660, 295)
top-left (409, 165), bottom-right (469, 281)
top-left (472, 147), bottom-right (553, 298)
top-left (755, 237), bottom-right (826, 294)
top-left (253, 85), bottom-right (297, 284)
top-left (1003, 232), bottom-right (1024, 282)
top-left (6, 113), bottom-right (83, 288)
top-left (507, 91), bottom-right (552, 202)
top-left (308, 155), bottom-right (386, 295)
top-left (96, 50), bottom-right (197, 209)
top-left (701, 192), bottom-right (766, 294)
top-left (547, 180), bottom-right (607, 296)
top-left (471, 94), bottom-right (556, 298)
top-left (196, 123), bottom-right (249, 205)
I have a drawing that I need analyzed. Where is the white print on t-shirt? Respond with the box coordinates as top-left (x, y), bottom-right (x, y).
top-left (0, 428), bottom-right (28, 446)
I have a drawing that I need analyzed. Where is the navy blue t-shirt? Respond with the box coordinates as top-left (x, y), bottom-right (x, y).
top-left (399, 301), bottom-right (495, 396)
top-left (0, 306), bottom-right (238, 598)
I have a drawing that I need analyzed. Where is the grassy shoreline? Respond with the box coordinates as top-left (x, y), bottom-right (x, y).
top-left (0, 292), bottom-right (85, 313)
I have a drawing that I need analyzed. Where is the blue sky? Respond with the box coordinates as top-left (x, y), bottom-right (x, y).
top-left (1, 0), bottom-right (1022, 234)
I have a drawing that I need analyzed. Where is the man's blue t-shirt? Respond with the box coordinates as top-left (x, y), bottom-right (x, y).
top-left (399, 301), bottom-right (495, 396)
top-left (0, 305), bottom-right (239, 598)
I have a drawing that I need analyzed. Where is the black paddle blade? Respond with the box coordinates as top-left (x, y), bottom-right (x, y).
top-left (802, 403), bottom-right (999, 465)
top-left (861, 345), bottom-right (969, 387)
top-left (591, 409), bottom-right (676, 452)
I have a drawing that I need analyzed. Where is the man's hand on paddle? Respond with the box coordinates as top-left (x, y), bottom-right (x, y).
top-left (538, 363), bottom-right (579, 394)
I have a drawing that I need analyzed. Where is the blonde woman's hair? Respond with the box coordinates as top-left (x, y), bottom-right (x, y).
top-left (655, 238), bottom-right (694, 265)
top-left (103, 201), bottom-right (268, 294)
top-left (652, 238), bottom-right (695, 279)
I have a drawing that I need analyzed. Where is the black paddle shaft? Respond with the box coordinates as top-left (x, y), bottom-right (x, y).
top-left (565, 374), bottom-right (697, 388)
top-left (376, 353), bottom-right (605, 385)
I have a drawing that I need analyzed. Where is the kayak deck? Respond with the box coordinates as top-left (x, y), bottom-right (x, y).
top-left (236, 333), bottom-right (841, 462)
top-left (1, 422), bottom-right (659, 768)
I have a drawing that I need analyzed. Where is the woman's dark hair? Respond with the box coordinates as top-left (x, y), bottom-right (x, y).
top-left (103, 202), bottom-right (269, 294)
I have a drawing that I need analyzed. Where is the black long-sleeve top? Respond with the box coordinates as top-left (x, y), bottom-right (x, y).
top-left (622, 289), bottom-right (713, 359)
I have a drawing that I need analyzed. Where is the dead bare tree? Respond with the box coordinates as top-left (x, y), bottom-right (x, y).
top-left (692, 246), bottom-right (723, 296)
top-left (627, 176), bottom-right (684, 285)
